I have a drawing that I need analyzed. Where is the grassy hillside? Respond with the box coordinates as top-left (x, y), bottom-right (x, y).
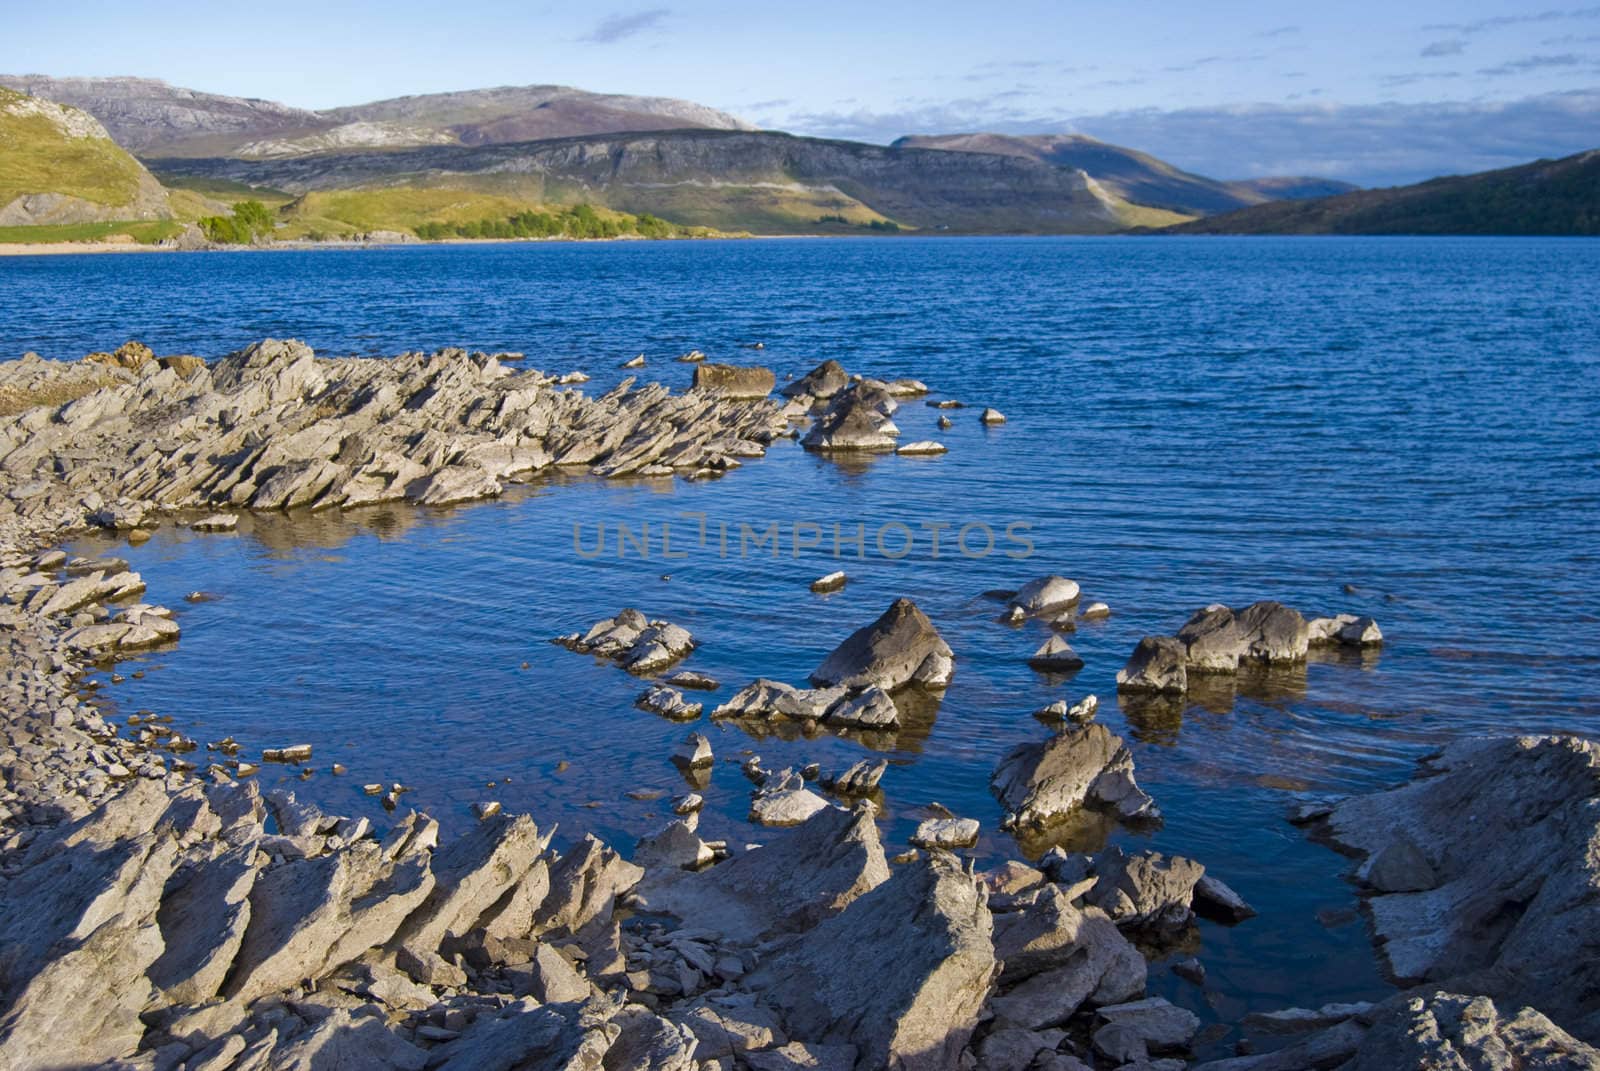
top-left (0, 87), bottom-right (153, 209)
top-left (1165, 149), bottom-right (1600, 235)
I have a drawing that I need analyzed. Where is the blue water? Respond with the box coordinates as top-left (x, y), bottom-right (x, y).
top-left (8, 237), bottom-right (1600, 1048)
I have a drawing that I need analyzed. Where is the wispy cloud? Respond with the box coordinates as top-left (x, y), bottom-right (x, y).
top-left (1478, 52), bottom-right (1590, 75)
top-left (1421, 39), bottom-right (1466, 57)
top-left (1255, 25), bottom-right (1301, 38)
top-left (1424, 5), bottom-right (1600, 35)
top-left (579, 8), bottom-right (671, 44)
top-left (1381, 71), bottom-right (1464, 87)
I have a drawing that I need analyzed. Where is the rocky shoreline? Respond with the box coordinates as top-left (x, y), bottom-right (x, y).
top-left (2, 343), bottom-right (1598, 1070)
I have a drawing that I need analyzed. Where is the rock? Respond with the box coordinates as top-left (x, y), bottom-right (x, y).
top-left (1097, 997), bottom-right (1201, 1051)
top-left (147, 843), bottom-right (259, 1006)
top-left (1083, 847), bottom-right (1205, 934)
top-left (974, 1027), bottom-right (1056, 1071)
top-left (745, 1041), bottom-right (861, 1071)
top-left (633, 803), bottom-right (889, 943)
top-left (674, 996), bottom-right (789, 1060)
top-left (532, 834), bottom-right (644, 937)
top-left (428, 996), bottom-right (617, 1071)
top-left (511, 943), bottom-right (592, 1003)
top-left (1116, 636), bottom-right (1188, 695)
top-left (693, 362), bottom-right (775, 399)
top-left (262, 743), bottom-right (313, 763)
top-left (226, 842), bottom-right (433, 1004)
top-left (910, 817), bottom-right (979, 850)
top-left (712, 678), bottom-right (803, 720)
top-left (827, 758), bottom-right (888, 796)
top-left (782, 359), bottom-right (851, 400)
top-left (664, 670), bottom-right (720, 690)
top-left (1172, 958), bottom-right (1206, 985)
top-left (895, 440), bottom-right (947, 456)
top-left (1081, 602), bottom-right (1111, 620)
top-left (1308, 612), bottom-right (1384, 647)
top-left (991, 882), bottom-right (1146, 991)
top-left (1322, 735), bottom-right (1600, 1030)
top-left (1178, 601), bottom-right (1309, 672)
top-left (981, 408), bottom-right (1006, 424)
top-left (992, 724), bottom-right (1159, 830)
top-left (1240, 1001), bottom-right (1376, 1035)
top-left (747, 853), bottom-right (996, 1071)
top-left (157, 354), bottom-right (207, 376)
top-left (622, 353), bottom-right (646, 368)
top-left (811, 597), bottom-right (955, 691)
top-left (937, 415), bottom-right (952, 429)
top-left (1344, 992), bottom-right (1600, 1071)
top-left (635, 817), bottom-right (716, 870)
top-left (801, 381), bottom-right (900, 452)
top-left (190, 513), bottom-right (237, 532)
top-left (269, 1009), bottom-right (427, 1071)
top-left (751, 770), bottom-right (832, 826)
top-left (391, 813), bottom-right (547, 970)
top-left (1093, 1021), bottom-right (1149, 1063)
top-left (603, 1006), bottom-right (698, 1071)
top-left (637, 684), bottom-right (704, 720)
top-left (672, 731), bottom-right (714, 769)
top-left (1011, 575), bottom-right (1081, 615)
top-left (1028, 636), bottom-right (1085, 672)
top-left (677, 349), bottom-right (707, 363)
top-left (1067, 695), bottom-right (1098, 722)
top-left (559, 611), bottom-right (695, 674)
top-left (1194, 873), bottom-right (1257, 923)
top-left (810, 570), bottom-right (847, 593)
top-left (1189, 1018), bottom-right (1368, 1071)
top-left (823, 685), bottom-right (899, 729)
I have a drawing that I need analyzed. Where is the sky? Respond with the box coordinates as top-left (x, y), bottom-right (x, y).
top-left (6, 0), bottom-right (1600, 185)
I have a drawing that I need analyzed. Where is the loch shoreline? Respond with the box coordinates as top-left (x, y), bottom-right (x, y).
top-left (1, 341), bottom-right (1597, 1070)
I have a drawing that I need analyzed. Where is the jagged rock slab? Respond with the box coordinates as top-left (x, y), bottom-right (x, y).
top-left (1321, 734), bottom-right (1600, 1036)
top-left (633, 804), bottom-right (888, 943)
top-left (746, 852), bottom-right (997, 1071)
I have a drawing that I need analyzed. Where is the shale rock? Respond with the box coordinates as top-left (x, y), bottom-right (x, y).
top-left (810, 598), bottom-right (954, 691)
top-left (991, 724), bottom-right (1159, 831)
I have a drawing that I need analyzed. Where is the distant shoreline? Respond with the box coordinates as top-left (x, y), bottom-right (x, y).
top-left (0, 233), bottom-right (817, 257)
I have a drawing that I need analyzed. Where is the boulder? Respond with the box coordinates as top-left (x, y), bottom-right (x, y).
top-left (1096, 998), bottom-right (1200, 1052)
top-left (801, 382), bottom-right (900, 452)
top-left (823, 685), bottom-right (899, 729)
top-left (1028, 636), bottom-right (1084, 672)
top-left (810, 598), bottom-right (954, 691)
top-left (911, 817), bottom-right (979, 850)
top-left (429, 996), bottom-right (619, 1071)
top-left (693, 363), bottom-right (776, 399)
top-left (751, 770), bottom-right (832, 827)
top-left (269, 1009), bottom-right (427, 1071)
top-left (672, 731), bottom-right (714, 769)
top-left (1116, 636), bottom-right (1188, 695)
top-left (1010, 576), bottom-right (1080, 615)
top-left (634, 817), bottom-right (715, 871)
top-left (532, 834), bottom-right (644, 937)
top-left (147, 844), bottom-right (260, 1006)
top-left (748, 853), bottom-right (996, 1071)
top-left (712, 678), bottom-right (802, 719)
top-left (782, 359), bottom-right (851, 400)
top-left (1081, 847), bottom-right (1205, 934)
top-left (1345, 992), bottom-right (1600, 1071)
top-left (828, 758), bottom-right (888, 796)
top-left (811, 570), bottom-right (848, 593)
top-left (895, 440), bottom-right (947, 456)
top-left (637, 685), bottom-right (703, 720)
top-left (981, 408), bottom-right (1006, 424)
top-left (632, 803), bottom-right (889, 943)
top-left (1322, 735), bottom-right (1600, 1035)
top-left (991, 724), bottom-right (1159, 830)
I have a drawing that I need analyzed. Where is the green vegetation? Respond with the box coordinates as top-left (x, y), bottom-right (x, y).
top-left (198, 200), bottom-right (274, 244)
top-left (0, 87), bottom-right (149, 208)
top-left (154, 173), bottom-right (295, 208)
top-left (816, 213), bottom-right (902, 232)
top-left (414, 204), bottom-right (686, 240)
top-left (0, 219), bottom-right (184, 244)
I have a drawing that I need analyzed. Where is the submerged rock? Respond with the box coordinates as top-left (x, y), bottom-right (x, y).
top-left (810, 598), bottom-right (954, 691)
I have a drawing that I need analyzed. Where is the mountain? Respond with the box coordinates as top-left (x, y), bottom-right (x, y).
top-left (892, 133), bottom-right (1353, 216)
top-left (149, 129), bottom-right (1191, 235)
top-left (0, 87), bottom-right (171, 226)
top-left (1164, 149), bottom-right (1600, 235)
top-left (0, 76), bottom-right (754, 158)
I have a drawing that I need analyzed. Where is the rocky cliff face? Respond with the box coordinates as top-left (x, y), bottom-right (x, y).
top-left (0, 76), bottom-right (753, 158)
top-left (152, 129), bottom-right (1131, 233)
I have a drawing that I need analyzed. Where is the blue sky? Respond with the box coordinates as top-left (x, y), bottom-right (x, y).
top-left (7, 1), bottom-right (1600, 184)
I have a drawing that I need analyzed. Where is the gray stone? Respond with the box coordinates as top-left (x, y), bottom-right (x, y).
top-left (810, 598), bottom-right (955, 691)
top-left (991, 724), bottom-right (1159, 830)
top-left (693, 362), bottom-right (776, 399)
top-left (1116, 636), bottom-right (1188, 695)
top-left (1097, 997), bottom-right (1201, 1051)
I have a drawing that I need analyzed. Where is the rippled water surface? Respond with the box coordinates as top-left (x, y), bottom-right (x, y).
top-left (7, 237), bottom-right (1600, 1046)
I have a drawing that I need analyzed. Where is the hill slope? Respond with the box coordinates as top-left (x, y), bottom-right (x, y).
top-left (1164, 149), bottom-right (1600, 235)
top-left (895, 133), bottom-right (1356, 215)
top-left (0, 76), bottom-right (753, 158)
top-left (150, 129), bottom-right (1189, 235)
top-left (0, 87), bottom-right (171, 226)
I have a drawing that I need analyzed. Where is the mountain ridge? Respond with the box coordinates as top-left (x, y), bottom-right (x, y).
top-left (1161, 148), bottom-right (1600, 235)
